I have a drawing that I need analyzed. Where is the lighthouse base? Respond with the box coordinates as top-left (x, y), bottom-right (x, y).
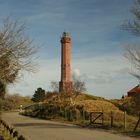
top-left (59, 81), bottom-right (72, 93)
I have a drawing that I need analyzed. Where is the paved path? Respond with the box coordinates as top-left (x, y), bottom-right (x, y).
top-left (1, 112), bottom-right (138, 140)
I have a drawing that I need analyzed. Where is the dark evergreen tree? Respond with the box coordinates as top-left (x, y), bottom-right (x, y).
top-left (32, 88), bottom-right (45, 102)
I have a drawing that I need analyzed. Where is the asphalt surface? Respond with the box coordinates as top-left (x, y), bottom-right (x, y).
top-left (1, 112), bottom-right (138, 140)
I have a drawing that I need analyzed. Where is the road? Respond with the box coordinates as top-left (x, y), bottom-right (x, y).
top-left (1, 112), bottom-right (138, 140)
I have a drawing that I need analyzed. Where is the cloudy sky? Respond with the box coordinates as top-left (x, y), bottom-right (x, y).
top-left (1, 0), bottom-right (139, 99)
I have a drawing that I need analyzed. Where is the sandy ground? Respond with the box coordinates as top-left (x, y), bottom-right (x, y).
top-left (1, 112), bottom-right (138, 140)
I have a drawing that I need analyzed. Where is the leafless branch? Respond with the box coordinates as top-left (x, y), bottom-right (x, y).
top-left (0, 18), bottom-right (38, 84)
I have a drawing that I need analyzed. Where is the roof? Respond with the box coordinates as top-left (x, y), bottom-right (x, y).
top-left (127, 84), bottom-right (140, 94)
top-left (62, 32), bottom-right (69, 38)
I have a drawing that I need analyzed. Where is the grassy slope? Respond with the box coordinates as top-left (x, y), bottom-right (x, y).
top-left (111, 95), bottom-right (140, 116)
top-left (43, 93), bottom-right (138, 130)
top-left (23, 93), bottom-right (139, 132)
top-left (72, 93), bottom-right (119, 112)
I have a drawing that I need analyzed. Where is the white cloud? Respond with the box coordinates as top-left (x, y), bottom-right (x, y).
top-left (71, 53), bottom-right (138, 98)
top-left (8, 53), bottom-right (138, 99)
top-left (72, 68), bottom-right (81, 77)
top-left (83, 72), bottom-right (112, 84)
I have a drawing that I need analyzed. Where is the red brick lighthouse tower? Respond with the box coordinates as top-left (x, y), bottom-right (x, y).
top-left (59, 32), bottom-right (72, 92)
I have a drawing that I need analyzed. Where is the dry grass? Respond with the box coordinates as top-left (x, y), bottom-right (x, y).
top-left (111, 94), bottom-right (140, 116)
top-left (72, 94), bottom-right (139, 131)
top-left (75, 100), bottom-right (118, 112)
top-left (25, 93), bottom-right (140, 133)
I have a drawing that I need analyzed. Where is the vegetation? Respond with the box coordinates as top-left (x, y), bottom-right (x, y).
top-left (50, 81), bottom-right (59, 93)
top-left (122, 0), bottom-right (140, 79)
top-left (21, 93), bottom-right (140, 132)
top-left (0, 93), bottom-right (32, 111)
top-left (0, 18), bottom-right (38, 98)
top-left (0, 82), bottom-right (6, 99)
top-left (111, 93), bottom-right (140, 116)
top-left (0, 119), bottom-right (27, 140)
top-left (32, 87), bottom-right (46, 102)
top-left (50, 75), bottom-right (86, 95)
top-left (122, 0), bottom-right (140, 36)
top-left (71, 74), bottom-right (86, 94)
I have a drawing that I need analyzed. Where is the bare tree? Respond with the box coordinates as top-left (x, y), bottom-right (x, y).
top-left (50, 81), bottom-right (59, 93)
top-left (122, 0), bottom-right (140, 36)
top-left (122, 0), bottom-right (140, 80)
top-left (0, 18), bottom-right (38, 97)
top-left (124, 45), bottom-right (140, 80)
top-left (32, 87), bottom-right (45, 102)
top-left (72, 74), bottom-right (86, 94)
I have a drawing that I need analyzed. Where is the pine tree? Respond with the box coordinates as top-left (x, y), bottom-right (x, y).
top-left (32, 88), bottom-right (45, 102)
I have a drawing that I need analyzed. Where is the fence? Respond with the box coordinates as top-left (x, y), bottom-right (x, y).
top-left (133, 112), bottom-right (140, 132)
top-left (22, 103), bottom-right (140, 131)
top-left (0, 119), bottom-right (28, 140)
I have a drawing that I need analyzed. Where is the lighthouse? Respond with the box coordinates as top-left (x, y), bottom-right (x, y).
top-left (59, 32), bottom-right (72, 93)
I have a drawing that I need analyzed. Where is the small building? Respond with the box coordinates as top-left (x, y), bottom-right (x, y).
top-left (127, 84), bottom-right (140, 97)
